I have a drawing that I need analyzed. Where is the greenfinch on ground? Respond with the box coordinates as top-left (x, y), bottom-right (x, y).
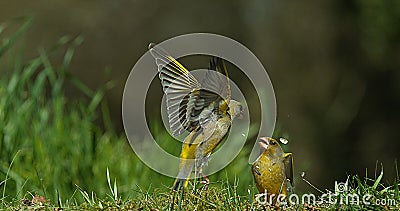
top-left (252, 137), bottom-right (293, 203)
top-left (149, 44), bottom-right (243, 190)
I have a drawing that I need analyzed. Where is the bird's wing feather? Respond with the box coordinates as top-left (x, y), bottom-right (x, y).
top-left (149, 44), bottom-right (229, 135)
top-left (202, 57), bottom-right (231, 111)
top-left (149, 43), bottom-right (200, 135)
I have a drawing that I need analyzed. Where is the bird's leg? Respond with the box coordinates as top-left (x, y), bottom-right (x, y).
top-left (199, 172), bottom-right (210, 190)
top-left (195, 159), bottom-right (210, 190)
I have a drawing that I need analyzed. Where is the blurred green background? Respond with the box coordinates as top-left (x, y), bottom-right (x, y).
top-left (1, 0), bottom-right (399, 202)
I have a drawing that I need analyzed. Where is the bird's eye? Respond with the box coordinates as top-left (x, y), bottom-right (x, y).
top-left (270, 140), bottom-right (276, 145)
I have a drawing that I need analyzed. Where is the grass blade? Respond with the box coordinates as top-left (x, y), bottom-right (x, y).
top-left (0, 17), bottom-right (32, 57)
top-left (373, 165), bottom-right (383, 190)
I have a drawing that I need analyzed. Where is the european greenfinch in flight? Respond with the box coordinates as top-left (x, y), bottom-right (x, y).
top-left (149, 43), bottom-right (243, 190)
top-left (252, 137), bottom-right (293, 203)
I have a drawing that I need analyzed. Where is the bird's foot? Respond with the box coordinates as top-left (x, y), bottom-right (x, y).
top-left (199, 175), bottom-right (209, 190)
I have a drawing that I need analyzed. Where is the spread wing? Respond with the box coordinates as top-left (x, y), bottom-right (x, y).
top-left (202, 57), bottom-right (231, 112)
top-left (149, 43), bottom-right (199, 135)
top-left (149, 44), bottom-right (231, 135)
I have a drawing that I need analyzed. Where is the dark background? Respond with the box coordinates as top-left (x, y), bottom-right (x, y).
top-left (1, 0), bottom-right (399, 191)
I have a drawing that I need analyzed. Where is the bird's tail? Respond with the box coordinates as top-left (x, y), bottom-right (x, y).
top-left (172, 159), bottom-right (195, 190)
top-left (172, 178), bottom-right (189, 190)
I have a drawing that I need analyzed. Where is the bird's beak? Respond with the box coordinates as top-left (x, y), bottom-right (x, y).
top-left (258, 137), bottom-right (271, 150)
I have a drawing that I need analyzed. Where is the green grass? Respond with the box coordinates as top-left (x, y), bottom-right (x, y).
top-left (0, 18), bottom-right (399, 210)
top-left (3, 171), bottom-right (400, 210)
top-left (0, 17), bottom-right (163, 203)
top-left (0, 17), bottom-right (252, 208)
